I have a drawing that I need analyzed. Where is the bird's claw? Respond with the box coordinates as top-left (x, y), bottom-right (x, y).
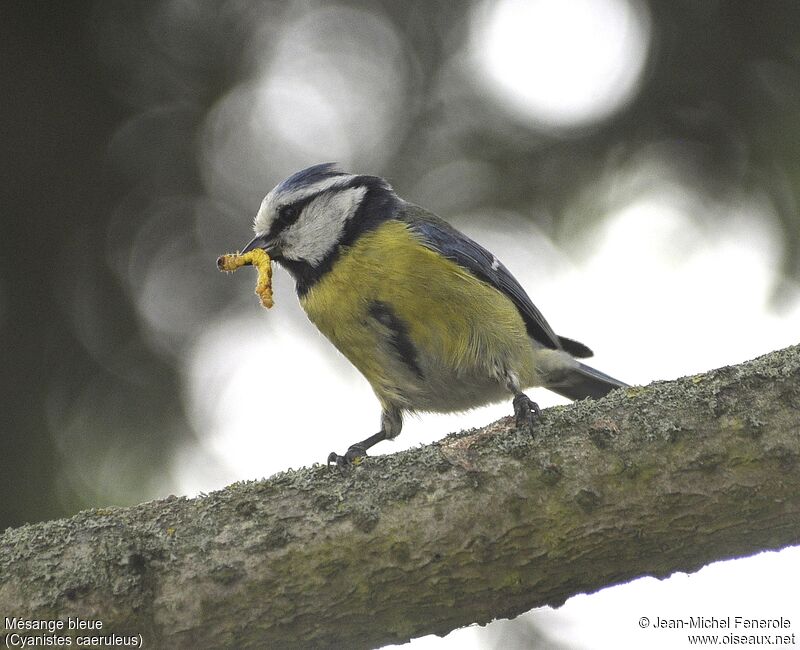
top-left (513, 394), bottom-right (540, 435)
top-left (327, 444), bottom-right (368, 468)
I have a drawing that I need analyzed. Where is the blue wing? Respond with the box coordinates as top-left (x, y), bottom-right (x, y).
top-left (399, 205), bottom-right (570, 353)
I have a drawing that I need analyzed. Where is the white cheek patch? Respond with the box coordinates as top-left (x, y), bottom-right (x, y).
top-left (281, 186), bottom-right (367, 264)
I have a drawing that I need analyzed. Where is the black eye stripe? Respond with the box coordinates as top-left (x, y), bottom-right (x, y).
top-left (278, 203), bottom-right (300, 224)
top-left (267, 197), bottom-right (312, 239)
top-left (268, 180), bottom-right (371, 241)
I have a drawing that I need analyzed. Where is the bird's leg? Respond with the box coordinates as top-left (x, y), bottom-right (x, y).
top-left (505, 372), bottom-right (540, 435)
top-left (512, 393), bottom-right (541, 434)
top-left (327, 407), bottom-right (403, 468)
top-left (327, 430), bottom-right (387, 467)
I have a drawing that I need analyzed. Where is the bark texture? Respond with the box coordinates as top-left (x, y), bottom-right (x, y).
top-left (2, 345), bottom-right (800, 649)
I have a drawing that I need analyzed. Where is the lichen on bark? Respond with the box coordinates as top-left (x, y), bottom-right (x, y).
top-left (2, 345), bottom-right (799, 649)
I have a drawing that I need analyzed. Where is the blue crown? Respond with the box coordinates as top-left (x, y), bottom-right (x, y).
top-left (276, 163), bottom-right (347, 194)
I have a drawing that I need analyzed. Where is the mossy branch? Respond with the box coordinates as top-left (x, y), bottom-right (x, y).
top-left (2, 346), bottom-right (800, 649)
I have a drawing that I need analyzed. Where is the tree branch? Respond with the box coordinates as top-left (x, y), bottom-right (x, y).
top-left (2, 346), bottom-right (800, 649)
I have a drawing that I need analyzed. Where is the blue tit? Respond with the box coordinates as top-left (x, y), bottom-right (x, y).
top-left (236, 163), bottom-right (627, 466)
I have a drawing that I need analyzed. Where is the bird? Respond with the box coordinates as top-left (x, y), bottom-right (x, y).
top-left (235, 163), bottom-right (627, 466)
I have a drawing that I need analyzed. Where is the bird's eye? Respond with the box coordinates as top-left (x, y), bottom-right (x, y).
top-left (278, 204), bottom-right (300, 225)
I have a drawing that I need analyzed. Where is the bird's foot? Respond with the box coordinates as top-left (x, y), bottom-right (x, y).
top-left (327, 444), bottom-right (368, 468)
top-left (513, 393), bottom-right (541, 435)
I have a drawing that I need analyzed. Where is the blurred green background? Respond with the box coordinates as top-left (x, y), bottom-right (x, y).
top-left (3, 0), bottom-right (800, 540)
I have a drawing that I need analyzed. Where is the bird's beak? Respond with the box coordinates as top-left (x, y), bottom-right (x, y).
top-left (240, 234), bottom-right (274, 255)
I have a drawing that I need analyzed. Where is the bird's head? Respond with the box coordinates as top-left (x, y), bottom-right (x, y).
top-left (240, 163), bottom-right (397, 273)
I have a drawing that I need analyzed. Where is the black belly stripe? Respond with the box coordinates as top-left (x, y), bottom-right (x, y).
top-left (368, 301), bottom-right (424, 381)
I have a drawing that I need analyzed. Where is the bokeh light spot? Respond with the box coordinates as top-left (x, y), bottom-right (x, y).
top-left (200, 5), bottom-right (408, 208)
top-left (473, 0), bottom-right (651, 129)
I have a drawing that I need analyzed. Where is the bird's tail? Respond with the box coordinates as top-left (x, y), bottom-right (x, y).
top-left (547, 361), bottom-right (628, 401)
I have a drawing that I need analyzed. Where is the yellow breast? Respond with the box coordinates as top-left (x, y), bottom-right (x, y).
top-left (299, 220), bottom-right (535, 410)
